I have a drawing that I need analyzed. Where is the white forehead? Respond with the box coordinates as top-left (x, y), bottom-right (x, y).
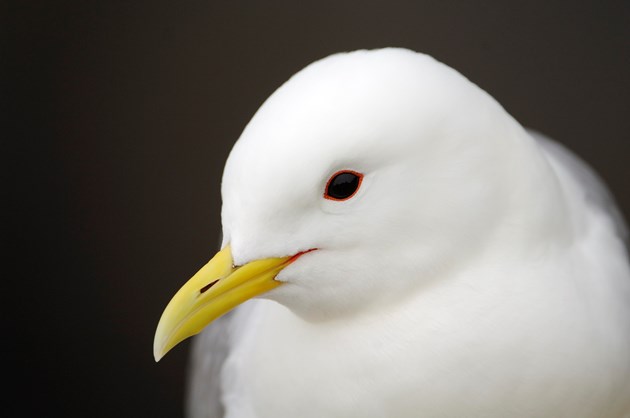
top-left (223, 49), bottom-right (482, 189)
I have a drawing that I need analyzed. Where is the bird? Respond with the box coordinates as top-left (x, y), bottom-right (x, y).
top-left (153, 48), bottom-right (630, 418)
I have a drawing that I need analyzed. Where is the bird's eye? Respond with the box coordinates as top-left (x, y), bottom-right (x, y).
top-left (324, 170), bottom-right (363, 201)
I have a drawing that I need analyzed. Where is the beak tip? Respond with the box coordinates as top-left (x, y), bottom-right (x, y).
top-left (153, 346), bottom-right (165, 362)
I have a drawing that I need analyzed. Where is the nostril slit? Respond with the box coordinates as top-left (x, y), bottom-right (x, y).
top-left (199, 280), bottom-right (219, 294)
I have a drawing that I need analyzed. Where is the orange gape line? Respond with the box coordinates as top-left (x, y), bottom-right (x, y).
top-left (288, 248), bottom-right (318, 264)
top-left (323, 170), bottom-right (364, 201)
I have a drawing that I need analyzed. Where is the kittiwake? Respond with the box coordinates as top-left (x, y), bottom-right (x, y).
top-left (154, 48), bottom-right (630, 418)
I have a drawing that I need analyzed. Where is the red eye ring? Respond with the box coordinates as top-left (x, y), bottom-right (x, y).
top-left (324, 170), bottom-right (364, 201)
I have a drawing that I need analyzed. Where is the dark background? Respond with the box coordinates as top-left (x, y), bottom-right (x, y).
top-left (6, 1), bottom-right (628, 416)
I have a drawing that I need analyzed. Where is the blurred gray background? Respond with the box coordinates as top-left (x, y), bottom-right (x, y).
top-left (6, 0), bottom-right (628, 416)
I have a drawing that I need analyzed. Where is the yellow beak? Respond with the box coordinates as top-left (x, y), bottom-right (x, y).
top-left (153, 245), bottom-right (292, 361)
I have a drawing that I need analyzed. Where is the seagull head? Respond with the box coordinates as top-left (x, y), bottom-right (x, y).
top-left (154, 48), bottom-right (562, 361)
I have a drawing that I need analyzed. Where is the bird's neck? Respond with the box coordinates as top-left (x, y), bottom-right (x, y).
top-left (483, 122), bottom-right (574, 259)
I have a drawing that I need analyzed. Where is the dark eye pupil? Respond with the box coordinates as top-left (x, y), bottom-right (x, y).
top-left (326, 171), bottom-right (361, 200)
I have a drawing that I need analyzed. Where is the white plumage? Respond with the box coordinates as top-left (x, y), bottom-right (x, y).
top-left (180, 48), bottom-right (630, 417)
